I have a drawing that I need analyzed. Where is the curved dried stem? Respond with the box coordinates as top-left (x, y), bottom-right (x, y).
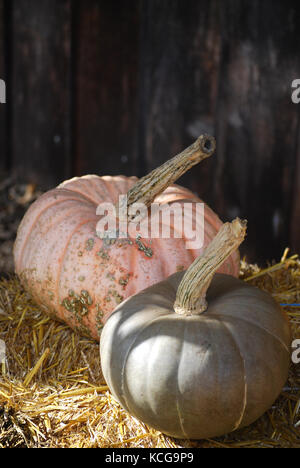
top-left (117, 134), bottom-right (216, 222)
top-left (174, 218), bottom-right (247, 316)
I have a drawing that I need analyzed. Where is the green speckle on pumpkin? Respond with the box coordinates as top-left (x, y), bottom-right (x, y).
top-left (106, 272), bottom-right (116, 281)
top-left (119, 274), bottom-right (130, 287)
top-left (61, 288), bottom-right (94, 329)
top-left (97, 248), bottom-right (110, 260)
top-left (85, 238), bottom-right (95, 251)
top-left (135, 235), bottom-right (153, 258)
top-left (96, 303), bottom-right (104, 317)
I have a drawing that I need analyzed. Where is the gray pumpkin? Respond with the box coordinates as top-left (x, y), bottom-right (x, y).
top-left (100, 219), bottom-right (291, 439)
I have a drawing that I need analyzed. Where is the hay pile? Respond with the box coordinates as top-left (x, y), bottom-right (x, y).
top-left (0, 250), bottom-right (299, 448)
top-left (0, 176), bottom-right (41, 276)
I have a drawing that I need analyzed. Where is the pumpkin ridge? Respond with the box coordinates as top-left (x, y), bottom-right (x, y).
top-left (107, 176), bottom-right (137, 200)
top-left (158, 202), bottom-right (187, 241)
top-left (119, 316), bottom-right (152, 412)
top-left (218, 318), bottom-right (248, 431)
top-left (157, 198), bottom-right (205, 251)
top-left (16, 194), bottom-right (83, 270)
top-left (16, 192), bottom-right (96, 271)
top-left (56, 187), bottom-right (99, 206)
top-left (175, 320), bottom-right (189, 439)
top-left (154, 239), bottom-right (171, 279)
top-left (56, 217), bottom-right (97, 321)
top-left (124, 238), bottom-right (137, 297)
top-left (62, 176), bottom-right (119, 205)
top-left (212, 313), bottom-right (290, 354)
top-left (23, 201), bottom-right (97, 269)
top-left (145, 331), bottom-right (168, 422)
top-left (120, 312), bottom-right (172, 414)
top-left (101, 176), bottom-right (124, 203)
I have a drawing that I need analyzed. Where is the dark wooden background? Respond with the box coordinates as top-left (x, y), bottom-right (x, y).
top-left (0, 0), bottom-right (299, 264)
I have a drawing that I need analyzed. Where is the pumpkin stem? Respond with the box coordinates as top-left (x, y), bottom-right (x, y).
top-left (174, 218), bottom-right (247, 316)
top-left (116, 134), bottom-right (216, 222)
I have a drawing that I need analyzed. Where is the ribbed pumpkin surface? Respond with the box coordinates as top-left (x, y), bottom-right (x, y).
top-left (100, 273), bottom-right (291, 439)
top-left (14, 175), bottom-right (240, 340)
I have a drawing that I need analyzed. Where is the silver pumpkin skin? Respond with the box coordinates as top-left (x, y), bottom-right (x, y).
top-left (100, 273), bottom-right (291, 439)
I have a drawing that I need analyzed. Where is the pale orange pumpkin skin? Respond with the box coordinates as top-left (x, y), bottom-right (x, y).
top-left (13, 175), bottom-right (240, 340)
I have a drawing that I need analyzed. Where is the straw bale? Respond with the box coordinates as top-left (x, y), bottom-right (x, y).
top-left (0, 251), bottom-right (299, 448)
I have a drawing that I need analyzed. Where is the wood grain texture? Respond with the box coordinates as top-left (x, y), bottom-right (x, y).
top-left (73, 0), bottom-right (139, 178)
top-left (216, 0), bottom-right (300, 263)
top-left (11, 0), bottom-right (72, 187)
top-left (138, 0), bottom-right (300, 263)
top-left (0, 0), bottom-right (300, 263)
top-left (0, 0), bottom-right (6, 172)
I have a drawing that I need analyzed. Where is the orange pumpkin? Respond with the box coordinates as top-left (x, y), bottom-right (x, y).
top-left (13, 135), bottom-right (240, 340)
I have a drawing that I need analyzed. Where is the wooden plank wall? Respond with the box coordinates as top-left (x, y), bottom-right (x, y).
top-left (0, 0), bottom-right (299, 264)
top-left (74, 1), bottom-right (139, 178)
top-left (138, 0), bottom-right (300, 263)
top-left (11, 0), bottom-right (72, 187)
top-left (0, 0), bottom-right (6, 172)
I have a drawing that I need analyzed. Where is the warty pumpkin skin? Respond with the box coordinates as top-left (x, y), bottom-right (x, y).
top-left (100, 219), bottom-right (291, 439)
top-left (13, 136), bottom-right (240, 341)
